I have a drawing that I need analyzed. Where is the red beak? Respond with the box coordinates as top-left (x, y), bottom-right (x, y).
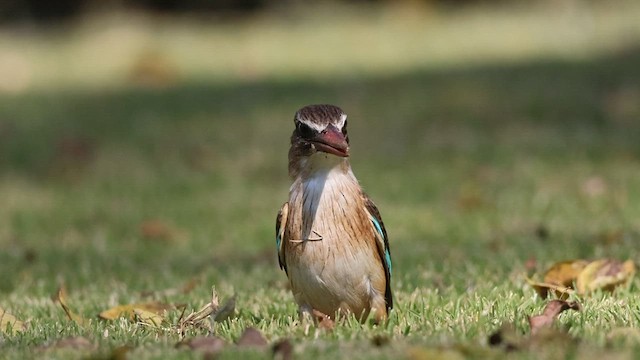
top-left (311, 124), bottom-right (349, 157)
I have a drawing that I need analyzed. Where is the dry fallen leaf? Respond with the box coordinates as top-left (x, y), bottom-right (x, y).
top-left (39, 336), bottom-right (95, 351)
top-left (525, 257), bottom-right (538, 274)
top-left (128, 50), bottom-right (179, 88)
top-left (177, 288), bottom-right (235, 335)
top-left (525, 278), bottom-right (574, 299)
top-left (0, 306), bottom-right (26, 335)
top-left (543, 260), bottom-right (589, 288)
top-left (109, 345), bottom-right (133, 360)
top-left (177, 336), bottom-right (225, 355)
top-left (52, 286), bottom-right (90, 327)
top-left (576, 259), bottom-right (635, 294)
top-left (140, 219), bottom-right (175, 242)
top-left (52, 136), bottom-right (96, 180)
top-left (134, 308), bottom-right (164, 327)
top-left (456, 187), bottom-right (486, 212)
top-left (272, 339), bottom-right (293, 360)
top-left (99, 302), bottom-right (173, 321)
top-left (527, 259), bottom-right (634, 298)
top-left (529, 300), bottom-right (580, 335)
top-left (237, 327), bottom-right (268, 348)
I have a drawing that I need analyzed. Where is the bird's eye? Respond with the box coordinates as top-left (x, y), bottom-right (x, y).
top-left (296, 121), bottom-right (315, 139)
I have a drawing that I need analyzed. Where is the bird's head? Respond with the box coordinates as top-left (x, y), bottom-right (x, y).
top-left (288, 104), bottom-right (350, 177)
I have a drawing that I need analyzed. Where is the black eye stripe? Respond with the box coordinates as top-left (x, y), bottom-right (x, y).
top-left (296, 121), bottom-right (315, 138)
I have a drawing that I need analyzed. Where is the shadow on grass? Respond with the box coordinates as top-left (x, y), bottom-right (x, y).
top-left (1, 45), bottom-right (639, 176)
top-left (1, 45), bottom-right (639, 293)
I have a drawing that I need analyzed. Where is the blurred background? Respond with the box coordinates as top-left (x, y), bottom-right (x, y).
top-left (1, 0), bottom-right (639, 300)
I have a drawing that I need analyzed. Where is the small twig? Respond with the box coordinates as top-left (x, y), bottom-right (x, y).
top-left (289, 230), bottom-right (323, 243)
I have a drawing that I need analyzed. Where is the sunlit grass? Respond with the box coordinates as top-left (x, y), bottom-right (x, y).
top-left (1, 1), bottom-right (640, 91)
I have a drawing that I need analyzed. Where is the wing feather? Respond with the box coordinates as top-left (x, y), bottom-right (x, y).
top-left (276, 202), bottom-right (289, 273)
top-left (363, 194), bottom-right (393, 311)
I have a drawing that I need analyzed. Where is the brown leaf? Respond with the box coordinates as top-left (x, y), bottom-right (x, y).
top-left (177, 289), bottom-right (235, 334)
top-left (42, 336), bottom-right (95, 350)
top-left (52, 286), bottom-right (90, 327)
top-left (56, 137), bottom-right (94, 164)
top-left (603, 86), bottom-right (640, 125)
top-left (237, 327), bottom-right (268, 348)
top-left (272, 339), bottom-right (293, 360)
top-left (525, 257), bottom-right (537, 274)
top-left (140, 219), bottom-right (175, 242)
top-left (456, 188), bottom-right (485, 212)
top-left (576, 259), bottom-right (635, 294)
top-left (543, 260), bottom-right (589, 287)
top-left (529, 300), bottom-right (580, 335)
top-left (134, 308), bottom-right (164, 327)
top-left (525, 277), bottom-right (574, 299)
top-left (177, 336), bottom-right (225, 355)
top-left (0, 306), bottom-right (26, 335)
top-left (129, 50), bottom-right (179, 88)
top-left (526, 259), bottom-right (589, 298)
top-left (52, 136), bottom-right (96, 180)
top-left (99, 302), bottom-right (173, 321)
top-left (109, 345), bottom-right (133, 360)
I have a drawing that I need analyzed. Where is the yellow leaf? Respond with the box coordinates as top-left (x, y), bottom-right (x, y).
top-left (99, 302), bottom-right (172, 321)
top-left (525, 277), bottom-right (574, 299)
top-left (134, 308), bottom-right (164, 327)
top-left (0, 307), bottom-right (26, 335)
top-left (543, 260), bottom-right (589, 287)
top-left (576, 259), bottom-right (636, 294)
top-left (53, 286), bottom-right (90, 327)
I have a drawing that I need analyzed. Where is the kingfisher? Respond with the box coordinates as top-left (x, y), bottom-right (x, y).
top-left (276, 104), bottom-right (393, 323)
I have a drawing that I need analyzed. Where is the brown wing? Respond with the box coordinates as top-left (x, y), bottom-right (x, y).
top-left (362, 194), bottom-right (393, 311)
top-left (275, 202), bottom-right (289, 273)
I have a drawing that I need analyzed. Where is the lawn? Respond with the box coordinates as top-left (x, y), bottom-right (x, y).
top-left (1, 1), bottom-right (640, 359)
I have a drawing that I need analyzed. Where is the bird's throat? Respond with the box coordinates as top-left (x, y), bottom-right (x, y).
top-left (291, 152), bottom-right (351, 180)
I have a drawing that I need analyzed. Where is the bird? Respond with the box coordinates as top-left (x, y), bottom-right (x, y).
top-left (276, 104), bottom-right (393, 323)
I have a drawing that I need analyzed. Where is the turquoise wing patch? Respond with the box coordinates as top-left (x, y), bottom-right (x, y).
top-left (370, 216), bottom-right (392, 275)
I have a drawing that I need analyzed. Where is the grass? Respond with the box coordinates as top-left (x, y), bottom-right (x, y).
top-left (1, 1), bottom-right (640, 358)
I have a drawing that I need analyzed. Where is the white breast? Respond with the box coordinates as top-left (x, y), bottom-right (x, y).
top-left (285, 155), bottom-right (384, 317)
